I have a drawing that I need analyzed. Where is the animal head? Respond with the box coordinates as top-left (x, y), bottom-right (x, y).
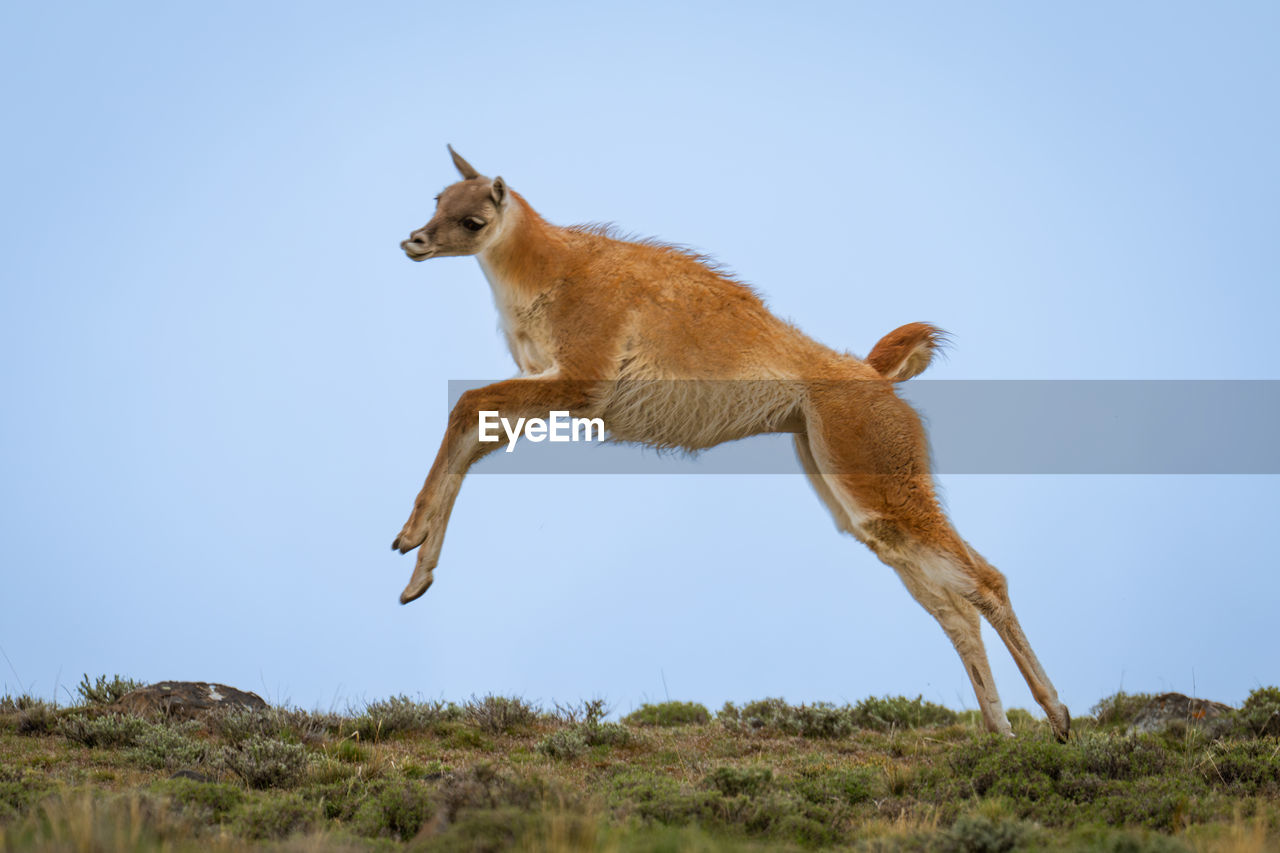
top-left (401, 146), bottom-right (510, 261)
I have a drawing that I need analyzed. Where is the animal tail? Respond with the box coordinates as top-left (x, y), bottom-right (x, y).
top-left (866, 322), bottom-right (949, 381)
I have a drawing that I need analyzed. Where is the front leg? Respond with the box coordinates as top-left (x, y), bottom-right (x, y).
top-left (391, 376), bottom-right (598, 604)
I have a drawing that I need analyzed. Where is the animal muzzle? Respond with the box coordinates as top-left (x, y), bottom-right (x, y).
top-left (401, 237), bottom-right (435, 261)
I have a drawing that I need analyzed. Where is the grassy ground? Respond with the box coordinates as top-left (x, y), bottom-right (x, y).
top-left (1, 681), bottom-right (1278, 851)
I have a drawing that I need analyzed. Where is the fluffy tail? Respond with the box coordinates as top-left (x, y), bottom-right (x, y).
top-left (866, 322), bottom-right (949, 381)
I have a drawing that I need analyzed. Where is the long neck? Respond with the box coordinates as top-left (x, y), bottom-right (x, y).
top-left (478, 192), bottom-right (568, 302)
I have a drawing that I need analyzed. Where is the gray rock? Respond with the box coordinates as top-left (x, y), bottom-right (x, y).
top-left (1129, 692), bottom-right (1233, 734)
top-left (116, 681), bottom-right (267, 720)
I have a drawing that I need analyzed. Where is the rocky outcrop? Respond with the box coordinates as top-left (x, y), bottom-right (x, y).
top-left (1130, 692), bottom-right (1233, 734)
top-left (114, 682), bottom-right (267, 720)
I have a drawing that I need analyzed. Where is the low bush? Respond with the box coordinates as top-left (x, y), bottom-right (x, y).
top-left (222, 735), bottom-right (310, 789)
top-left (76, 673), bottom-right (144, 706)
top-left (938, 814), bottom-right (1034, 853)
top-left (539, 699), bottom-right (631, 759)
top-left (211, 706), bottom-right (336, 745)
top-left (852, 694), bottom-right (959, 730)
top-left (705, 766), bottom-right (772, 798)
top-left (434, 763), bottom-right (547, 824)
top-left (58, 713), bottom-right (151, 748)
top-left (1234, 686), bottom-right (1280, 737)
top-left (127, 719), bottom-right (213, 771)
top-left (153, 778), bottom-right (244, 821)
top-left (465, 694), bottom-right (539, 734)
top-left (623, 701), bottom-right (710, 727)
top-left (582, 720), bottom-right (632, 748)
top-left (351, 695), bottom-right (461, 741)
top-left (350, 780), bottom-right (434, 840)
top-left (1204, 739), bottom-right (1280, 794)
top-left (793, 702), bottom-right (855, 738)
top-left (718, 695), bottom-right (957, 737)
top-left (233, 792), bottom-right (317, 839)
top-left (538, 729), bottom-right (588, 760)
top-left (0, 771), bottom-right (56, 821)
top-left (1092, 691), bottom-right (1156, 727)
top-left (12, 697), bottom-right (58, 736)
top-left (793, 766), bottom-right (878, 806)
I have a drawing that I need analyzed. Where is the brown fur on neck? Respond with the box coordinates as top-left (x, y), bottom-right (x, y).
top-left (481, 193), bottom-right (571, 300)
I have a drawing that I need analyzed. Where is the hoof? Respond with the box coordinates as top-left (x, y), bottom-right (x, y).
top-left (399, 564), bottom-right (435, 604)
top-left (1053, 705), bottom-right (1072, 743)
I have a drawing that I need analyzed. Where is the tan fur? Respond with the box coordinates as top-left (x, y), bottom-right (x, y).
top-left (866, 322), bottom-right (948, 381)
top-left (392, 148), bottom-right (1071, 740)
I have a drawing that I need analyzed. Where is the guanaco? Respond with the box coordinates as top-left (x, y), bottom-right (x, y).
top-left (393, 146), bottom-right (1070, 740)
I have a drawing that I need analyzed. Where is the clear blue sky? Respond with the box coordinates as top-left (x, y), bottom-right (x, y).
top-left (2, 2), bottom-right (1277, 717)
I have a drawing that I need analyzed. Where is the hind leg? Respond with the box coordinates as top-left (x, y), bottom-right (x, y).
top-left (890, 564), bottom-right (1013, 736)
top-left (960, 545), bottom-right (1072, 740)
top-left (798, 388), bottom-right (1070, 740)
top-left (795, 434), bottom-right (1011, 735)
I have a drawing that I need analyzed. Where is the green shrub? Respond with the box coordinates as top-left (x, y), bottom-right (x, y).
top-left (434, 763), bottom-right (546, 824)
top-left (623, 702), bottom-right (710, 727)
top-left (717, 698), bottom-right (851, 737)
top-left (0, 771), bottom-right (56, 821)
top-left (1068, 829), bottom-right (1192, 853)
top-left (12, 697), bottom-right (58, 736)
top-left (233, 792), bottom-right (317, 839)
top-left (538, 729), bottom-right (588, 760)
top-left (402, 759), bottom-right (448, 780)
top-left (719, 695), bottom-right (956, 737)
top-left (938, 814), bottom-right (1033, 853)
top-left (222, 735), bottom-right (310, 789)
top-left (76, 673), bottom-right (143, 706)
top-left (153, 778), bottom-right (243, 821)
top-left (1234, 686), bottom-right (1280, 737)
top-left (465, 694), bottom-right (538, 734)
top-left (301, 778), bottom-right (366, 821)
top-left (351, 780), bottom-right (434, 840)
top-left (1204, 739), bottom-right (1280, 794)
top-left (719, 697), bottom-right (792, 731)
top-left (772, 812), bottom-right (839, 848)
top-left (582, 720), bottom-right (632, 748)
top-left (539, 708), bottom-right (630, 759)
top-left (705, 766), bottom-right (772, 797)
top-left (352, 695), bottom-right (461, 741)
top-left (1078, 735), bottom-right (1174, 780)
top-left (852, 694), bottom-right (958, 730)
top-left (58, 713), bottom-right (150, 748)
top-left (330, 738), bottom-right (369, 764)
top-left (1092, 692), bottom-right (1156, 727)
top-left (1091, 775), bottom-right (1210, 830)
top-left (1004, 708), bottom-right (1038, 730)
top-left (952, 736), bottom-right (1074, 800)
top-left (793, 766), bottom-right (877, 806)
top-left (211, 706), bottom-right (335, 745)
top-left (551, 698), bottom-right (609, 725)
top-left (127, 719), bottom-right (212, 771)
top-left (442, 724), bottom-right (493, 750)
top-left (794, 703), bottom-right (855, 738)
top-left (428, 806), bottom-right (539, 852)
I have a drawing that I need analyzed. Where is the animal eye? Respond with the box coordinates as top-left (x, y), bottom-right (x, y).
top-left (462, 217), bottom-right (486, 232)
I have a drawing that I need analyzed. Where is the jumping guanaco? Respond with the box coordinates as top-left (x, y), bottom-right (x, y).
top-left (393, 146), bottom-right (1070, 740)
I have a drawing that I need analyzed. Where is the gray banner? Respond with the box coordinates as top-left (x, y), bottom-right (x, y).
top-left (443, 380), bottom-right (1280, 474)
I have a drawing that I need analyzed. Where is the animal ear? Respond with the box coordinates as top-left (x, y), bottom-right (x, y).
top-left (447, 144), bottom-right (480, 180)
top-left (491, 176), bottom-right (507, 206)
